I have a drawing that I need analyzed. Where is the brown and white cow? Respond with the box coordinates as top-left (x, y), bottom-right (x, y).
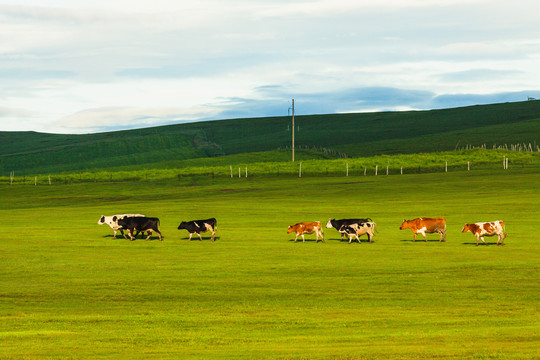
top-left (287, 221), bottom-right (324, 243)
top-left (399, 217), bottom-right (446, 242)
top-left (462, 221), bottom-right (506, 246)
top-left (339, 222), bottom-right (377, 244)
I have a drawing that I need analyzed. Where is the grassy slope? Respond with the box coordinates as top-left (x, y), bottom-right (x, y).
top-left (1, 101), bottom-right (539, 175)
top-left (1, 169), bottom-right (538, 359)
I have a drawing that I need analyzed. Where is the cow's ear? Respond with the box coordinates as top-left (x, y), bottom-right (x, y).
top-left (113, 216), bottom-right (117, 221)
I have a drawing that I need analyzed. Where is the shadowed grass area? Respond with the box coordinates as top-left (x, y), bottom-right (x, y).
top-left (0, 168), bottom-right (539, 359)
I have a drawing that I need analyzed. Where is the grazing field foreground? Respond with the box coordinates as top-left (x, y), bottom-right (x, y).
top-left (1, 169), bottom-right (539, 359)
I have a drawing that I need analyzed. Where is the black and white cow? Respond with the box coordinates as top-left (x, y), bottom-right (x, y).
top-left (116, 216), bottom-right (162, 241)
top-left (177, 218), bottom-right (217, 241)
top-left (97, 214), bottom-right (145, 239)
top-left (326, 218), bottom-right (372, 241)
top-left (339, 222), bottom-right (377, 244)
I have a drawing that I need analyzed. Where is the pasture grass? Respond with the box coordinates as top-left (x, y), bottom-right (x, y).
top-left (3, 148), bottom-right (539, 184)
top-left (2, 100), bottom-right (540, 175)
top-left (1, 168), bottom-right (539, 359)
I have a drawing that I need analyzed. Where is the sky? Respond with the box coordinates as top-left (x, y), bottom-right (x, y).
top-left (1, 0), bottom-right (539, 134)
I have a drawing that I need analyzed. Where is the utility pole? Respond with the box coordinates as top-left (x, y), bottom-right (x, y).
top-left (291, 99), bottom-right (295, 162)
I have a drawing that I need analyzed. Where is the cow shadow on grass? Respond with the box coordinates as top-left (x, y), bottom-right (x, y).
top-left (327, 236), bottom-right (376, 243)
top-left (102, 234), bottom-right (164, 241)
top-left (399, 239), bottom-right (445, 243)
top-left (180, 236), bottom-right (221, 242)
top-left (288, 237), bottom-right (375, 243)
top-left (462, 242), bottom-right (504, 246)
top-left (287, 238), bottom-right (325, 243)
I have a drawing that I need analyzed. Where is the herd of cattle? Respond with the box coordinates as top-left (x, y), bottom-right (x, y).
top-left (98, 215), bottom-right (507, 246)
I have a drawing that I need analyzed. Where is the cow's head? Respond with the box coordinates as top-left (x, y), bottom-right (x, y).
top-left (177, 222), bottom-right (186, 230)
top-left (116, 218), bottom-right (128, 228)
top-left (326, 218), bottom-right (334, 228)
top-left (286, 225), bottom-right (294, 234)
top-left (98, 215), bottom-right (106, 225)
top-left (461, 224), bottom-right (472, 233)
top-left (399, 219), bottom-right (409, 230)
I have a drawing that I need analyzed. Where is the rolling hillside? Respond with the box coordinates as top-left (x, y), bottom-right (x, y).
top-left (1, 101), bottom-right (539, 175)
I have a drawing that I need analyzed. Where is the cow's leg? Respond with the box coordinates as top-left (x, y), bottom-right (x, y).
top-left (480, 236), bottom-right (487, 245)
top-left (205, 224), bottom-right (215, 241)
top-left (476, 235), bottom-right (479, 246)
top-left (320, 230), bottom-right (325, 243)
top-left (367, 232), bottom-right (372, 243)
top-left (294, 234), bottom-right (298, 242)
top-left (302, 234), bottom-right (305, 243)
top-left (155, 229), bottom-right (162, 241)
top-left (113, 229), bottom-right (117, 239)
top-left (497, 233), bottom-right (505, 245)
top-left (412, 233), bottom-right (416, 242)
top-left (145, 229), bottom-right (153, 240)
top-left (128, 229), bottom-right (135, 241)
top-left (197, 232), bottom-right (203, 241)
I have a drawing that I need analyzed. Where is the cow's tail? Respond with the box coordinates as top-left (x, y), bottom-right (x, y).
top-left (372, 222), bottom-right (378, 233)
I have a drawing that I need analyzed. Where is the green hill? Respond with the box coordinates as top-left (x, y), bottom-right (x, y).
top-left (1, 101), bottom-right (539, 175)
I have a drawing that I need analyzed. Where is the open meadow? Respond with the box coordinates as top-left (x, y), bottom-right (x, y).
top-left (1, 168), bottom-right (539, 359)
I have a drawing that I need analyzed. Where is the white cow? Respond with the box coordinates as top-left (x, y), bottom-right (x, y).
top-left (97, 214), bottom-right (145, 239)
top-left (339, 222), bottom-right (377, 244)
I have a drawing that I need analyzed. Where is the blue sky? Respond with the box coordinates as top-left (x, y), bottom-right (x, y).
top-left (1, 0), bottom-right (539, 133)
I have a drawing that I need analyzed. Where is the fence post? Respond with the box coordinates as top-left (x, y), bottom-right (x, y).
top-left (245, 167), bottom-right (248, 178)
top-left (48, 175), bottom-right (51, 185)
top-left (238, 168), bottom-right (241, 178)
top-left (467, 161), bottom-right (470, 171)
top-left (364, 167), bottom-right (366, 176)
top-left (503, 156), bottom-right (506, 169)
top-left (400, 166), bottom-right (403, 175)
top-left (386, 162), bottom-right (389, 175)
top-left (375, 165), bottom-right (378, 176)
top-left (230, 165), bottom-right (233, 178)
top-left (506, 157), bottom-right (509, 169)
top-left (35, 176), bottom-right (37, 186)
top-left (299, 162), bottom-right (302, 178)
top-left (445, 161), bottom-right (448, 173)
top-left (346, 163), bottom-right (349, 177)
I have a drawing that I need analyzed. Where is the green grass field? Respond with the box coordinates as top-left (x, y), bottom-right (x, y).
top-left (2, 100), bottom-right (540, 175)
top-left (1, 168), bottom-right (539, 359)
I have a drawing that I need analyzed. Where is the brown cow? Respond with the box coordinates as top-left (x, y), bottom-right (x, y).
top-left (399, 217), bottom-right (446, 242)
top-left (462, 221), bottom-right (506, 246)
top-left (287, 221), bottom-right (324, 243)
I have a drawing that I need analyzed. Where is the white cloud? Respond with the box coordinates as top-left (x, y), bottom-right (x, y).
top-left (0, 0), bottom-right (539, 133)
